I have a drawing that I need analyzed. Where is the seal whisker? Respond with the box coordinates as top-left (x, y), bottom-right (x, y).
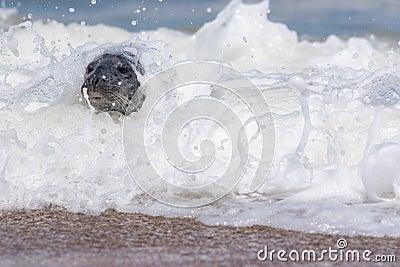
top-left (114, 92), bottom-right (131, 103)
top-left (114, 92), bottom-right (141, 113)
top-left (110, 93), bottom-right (126, 108)
top-left (111, 92), bottom-right (129, 106)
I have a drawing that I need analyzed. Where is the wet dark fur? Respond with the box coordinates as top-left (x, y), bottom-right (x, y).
top-left (81, 53), bottom-right (145, 115)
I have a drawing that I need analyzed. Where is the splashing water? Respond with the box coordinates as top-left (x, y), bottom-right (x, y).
top-left (1, 0), bottom-right (400, 236)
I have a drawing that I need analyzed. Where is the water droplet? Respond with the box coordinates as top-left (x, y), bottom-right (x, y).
top-left (80, 21), bottom-right (86, 26)
top-left (242, 36), bottom-right (248, 43)
top-left (266, 8), bottom-right (271, 14)
top-left (91, 0), bottom-right (97, 4)
top-left (206, 7), bottom-right (212, 13)
top-left (27, 13), bottom-right (32, 19)
top-left (69, 7), bottom-right (75, 13)
top-left (102, 75), bottom-right (106, 79)
top-left (131, 20), bottom-right (137, 26)
top-left (118, 81), bottom-right (122, 86)
top-left (368, 60), bottom-right (375, 69)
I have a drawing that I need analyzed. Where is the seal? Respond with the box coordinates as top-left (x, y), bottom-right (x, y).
top-left (81, 53), bottom-right (145, 115)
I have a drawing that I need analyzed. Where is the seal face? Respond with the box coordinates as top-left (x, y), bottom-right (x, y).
top-left (81, 53), bottom-right (145, 115)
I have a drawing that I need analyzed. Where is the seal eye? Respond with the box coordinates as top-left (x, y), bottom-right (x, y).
top-left (117, 66), bottom-right (129, 75)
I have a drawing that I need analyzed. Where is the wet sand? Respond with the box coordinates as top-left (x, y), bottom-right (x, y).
top-left (0, 207), bottom-right (399, 267)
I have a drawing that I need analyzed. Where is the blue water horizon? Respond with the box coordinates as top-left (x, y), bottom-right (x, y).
top-left (4, 0), bottom-right (400, 37)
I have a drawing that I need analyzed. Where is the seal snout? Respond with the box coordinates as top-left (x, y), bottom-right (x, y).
top-left (85, 70), bottom-right (107, 90)
top-left (83, 72), bottom-right (108, 99)
top-left (87, 77), bottom-right (102, 87)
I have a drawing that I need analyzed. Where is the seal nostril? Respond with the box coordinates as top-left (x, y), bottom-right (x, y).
top-left (94, 78), bottom-right (100, 86)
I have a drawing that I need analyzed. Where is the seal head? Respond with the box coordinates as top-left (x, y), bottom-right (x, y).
top-left (81, 53), bottom-right (145, 115)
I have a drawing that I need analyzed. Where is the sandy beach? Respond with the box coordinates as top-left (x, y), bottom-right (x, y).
top-left (0, 207), bottom-right (398, 267)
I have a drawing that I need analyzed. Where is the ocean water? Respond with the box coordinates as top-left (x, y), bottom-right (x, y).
top-left (5, 0), bottom-right (400, 36)
top-left (1, 0), bottom-right (400, 237)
